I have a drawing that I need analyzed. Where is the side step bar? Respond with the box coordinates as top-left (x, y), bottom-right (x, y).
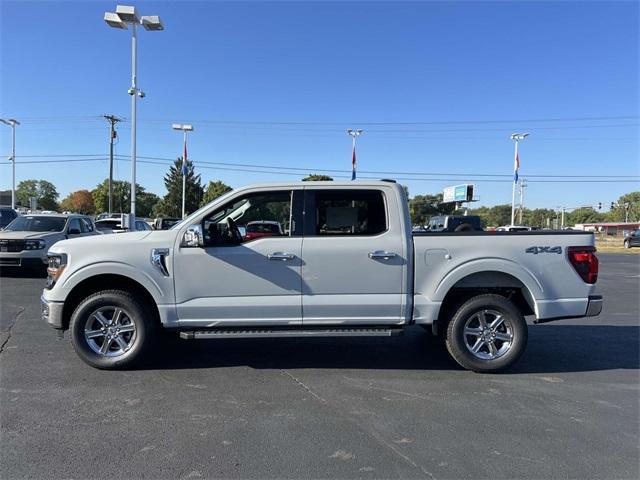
top-left (179, 327), bottom-right (404, 340)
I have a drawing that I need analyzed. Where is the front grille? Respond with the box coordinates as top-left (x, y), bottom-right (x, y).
top-left (0, 240), bottom-right (25, 252)
top-left (0, 258), bottom-right (20, 266)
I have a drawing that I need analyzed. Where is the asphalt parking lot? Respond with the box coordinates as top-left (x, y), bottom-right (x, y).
top-left (1, 253), bottom-right (638, 479)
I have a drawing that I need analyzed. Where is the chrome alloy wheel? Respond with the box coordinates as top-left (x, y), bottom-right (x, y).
top-left (463, 309), bottom-right (514, 360)
top-left (84, 306), bottom-right (136, 357)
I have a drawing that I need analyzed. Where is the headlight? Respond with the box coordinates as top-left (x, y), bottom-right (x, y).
top-left (46, 253), bottom-right (67, 289)
top-left (25, 239), bottom-right (46, 250)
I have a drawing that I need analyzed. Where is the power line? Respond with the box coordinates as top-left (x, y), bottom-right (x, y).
top-left (135, 115), bottom-right (639, 126)
top-left (4, 154), bottom-right (639, 180)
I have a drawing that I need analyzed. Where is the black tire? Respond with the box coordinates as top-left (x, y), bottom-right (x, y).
top-left (624, 240), bottom-right (631, 249)
top-left (69, 290), bottom-right (157, 369)
top-left (445, 294), bottom-right (527, 372)
top-left (454, 223), bottom-right (473, 232)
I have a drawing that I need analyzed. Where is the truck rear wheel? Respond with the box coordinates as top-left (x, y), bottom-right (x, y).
top-left (69, 290), bottom-right (156, 369)
top-left (445, 294), bottom-right (527, 372)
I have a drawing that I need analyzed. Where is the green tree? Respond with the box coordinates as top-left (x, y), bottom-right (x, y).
top-left (409, 193), bottom-right (455, 226)
top-left (153, 158), bottom-right (203, 218)
top-left (606, 191), bottom-right (640, 222)
top-left (302, 174), bottom-right (333, 181)
top-left (201, 180), bottom-right (232, 207)
top-left (91, 179), bottom-right (159, 217)
top-left (137, 191), bottom-right (161, 218)
top-left (470, 204), bottom-right (512, 227)
top-left (566, 207), bottom-right (606, 225)
top-left (16, 179), bottom-right (59, 210)
top-left (524, 208), bottom-right (557, 228)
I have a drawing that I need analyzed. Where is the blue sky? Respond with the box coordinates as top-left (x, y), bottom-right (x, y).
top-left (1, 0), bottom-right (638, 210)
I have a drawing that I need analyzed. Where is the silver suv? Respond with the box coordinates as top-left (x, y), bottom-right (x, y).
top-left (0, 213), bottom-right (98, 269)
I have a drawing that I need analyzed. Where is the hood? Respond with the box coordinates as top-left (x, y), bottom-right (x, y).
top-left (0, 230), bottom-right (64, 241)
top-left (48, 229), bottom-right (176, 255)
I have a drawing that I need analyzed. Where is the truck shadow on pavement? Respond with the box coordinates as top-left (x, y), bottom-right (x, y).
top-left (146, 324), bottom-right (640, 374)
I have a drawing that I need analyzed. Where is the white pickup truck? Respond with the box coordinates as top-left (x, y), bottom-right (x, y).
top-left (42, 181), bottom-right (602, 372)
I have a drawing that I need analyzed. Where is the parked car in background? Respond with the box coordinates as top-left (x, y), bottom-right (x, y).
top-left (153, 217), bottom-right (181, 230)
top-left (95, 218), bottom-right (152, 234)
top-left (425, 215), bottom-right (483, 232)
top-left (95, 212), bottom-right (124, 221)
top-left (624, 229), bottom-right (640, 248)
top-left (0, 214), bottom-right (98, 269)
top-left (244, 220), bottom-right (283, 240)
top-left (0, 207), bottom-right (18, 230)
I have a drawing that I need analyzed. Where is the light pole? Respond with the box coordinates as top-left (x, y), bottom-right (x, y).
top-left (510, 133), bottom-right (529, 226)
top-left (104, 5), bottom-right (163, 228)
top-left (347, 129), bottom-right (363, 180)
top-left (172, 123), bottom-right (194, 219)
top-left (0, 118), bottom-right (20, 209)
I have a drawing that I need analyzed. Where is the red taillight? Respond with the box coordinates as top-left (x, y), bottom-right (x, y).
top-left (567, 246), bottom-right (598, 284)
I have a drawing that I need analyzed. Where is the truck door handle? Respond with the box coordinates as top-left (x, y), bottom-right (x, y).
top-left (368, 250), bottom-right (397, 260)
top-left (267, 252), bottom-right (295, 261)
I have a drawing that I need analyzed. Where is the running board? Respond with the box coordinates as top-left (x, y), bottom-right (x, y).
top-left (179, 327), bottom-right (403, 340)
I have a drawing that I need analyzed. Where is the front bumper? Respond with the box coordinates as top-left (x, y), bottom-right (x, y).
top-left (41, 295), bottom-right (65, 329)
top-left (0, 250), bottom-right (48, 268)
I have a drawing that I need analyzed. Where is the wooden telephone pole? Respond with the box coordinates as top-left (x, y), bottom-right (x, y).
top-left (103, 115), bottom-right (123, 215)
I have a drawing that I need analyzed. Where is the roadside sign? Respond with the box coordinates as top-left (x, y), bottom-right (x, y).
top-left (443, 184), bottom-right (474, 203)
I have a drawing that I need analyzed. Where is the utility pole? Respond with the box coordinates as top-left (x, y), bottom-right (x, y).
top-left (518, 178), bottom-right (527, 225)
top-left (103, 115), bottom-right (123, 216)
top-left (0, 118), bottom-right (20, 209)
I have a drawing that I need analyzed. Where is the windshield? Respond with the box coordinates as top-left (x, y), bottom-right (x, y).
top-left (5, 216), bottom-right (66, 232)
top-left (0, 209), bottom-right (18, 229)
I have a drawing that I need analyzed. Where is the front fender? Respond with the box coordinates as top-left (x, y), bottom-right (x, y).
top-left (53, 260), bottom-right (168, 304)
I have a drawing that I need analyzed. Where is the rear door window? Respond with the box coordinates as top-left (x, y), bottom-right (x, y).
top-left (309, 189), bottom-right (387, 236)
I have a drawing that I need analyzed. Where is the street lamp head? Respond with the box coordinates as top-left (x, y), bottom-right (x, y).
top-left (104, 11), bottom-right (128, 29)
top-left (0, 118), bottom-right (19, 126)
top-left (347, 129), bottom-right (363, 137)
top-left (173, 123), bottom-right (194, 131)
top-left (511, 132), bottom-right (529, 141)
top-left (141, 15), bottom-right (164, 31)
top-left (115, 5), bottom-right (139, 23)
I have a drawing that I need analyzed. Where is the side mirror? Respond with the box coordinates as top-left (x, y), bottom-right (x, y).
top-left (182, 223), bottom-right (204, 247)
top-left (68, 228), bottom-right (81, 235)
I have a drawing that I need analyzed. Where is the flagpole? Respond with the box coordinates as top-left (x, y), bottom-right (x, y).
top-left (511, 139), bottom-right (518, 226)
top-left (510, 133), bottom-right (529, 226)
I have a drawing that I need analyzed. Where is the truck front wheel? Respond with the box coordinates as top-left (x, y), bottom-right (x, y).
top-left (69, 290), bottom-right (156, 369)
top-left (445, 294), bottom-right (527, 372)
